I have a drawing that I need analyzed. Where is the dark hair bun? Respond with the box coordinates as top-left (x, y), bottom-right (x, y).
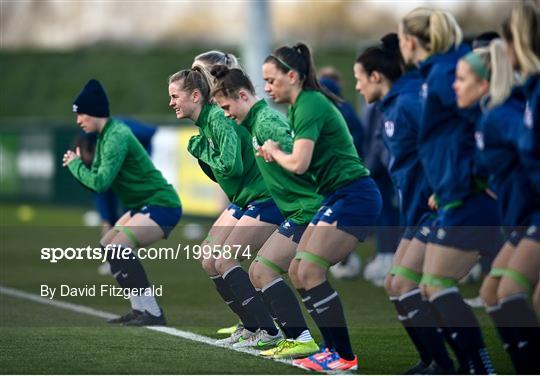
top-left (210, 64), bottom-right (230, 79)
top-left (381, 33), bottom-right (400, 55)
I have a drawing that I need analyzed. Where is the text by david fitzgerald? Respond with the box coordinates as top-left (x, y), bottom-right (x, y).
top-left (40, 284), bottom-right (163, 300)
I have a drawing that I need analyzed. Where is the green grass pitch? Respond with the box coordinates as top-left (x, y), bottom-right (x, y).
top-left (0, 203), bottom-right (513, 374)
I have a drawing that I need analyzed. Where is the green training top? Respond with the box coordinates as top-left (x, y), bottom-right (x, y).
top-left (288, 90), bottom-right (370, 196)
top-left (242, 99), bottom-right (323, 225)
top-left (68, 118), bottom-right (181, 209)
top-left (188, 103), bottom-right (271, 208)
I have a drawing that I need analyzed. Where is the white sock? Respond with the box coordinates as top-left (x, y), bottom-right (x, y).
top-left (130, 295), bottom-right (144, 312)
top-left (296, 329), bottom-right (313, 342)
top-left (140, 288), bottom-right (161, 316)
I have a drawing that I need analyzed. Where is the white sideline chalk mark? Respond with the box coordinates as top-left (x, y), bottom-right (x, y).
top-left (0, 285), bottom-right (293, 367)
top-left (0, 285), bottom-right (117, 320)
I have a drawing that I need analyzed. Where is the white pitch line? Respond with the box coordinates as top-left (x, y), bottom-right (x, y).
top-left (0, 285), bottom-right (117, 320)
top-left (0, 285), bottom-right (293, 367)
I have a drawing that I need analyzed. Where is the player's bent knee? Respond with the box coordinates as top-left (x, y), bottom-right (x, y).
top-left (256, 270), bottom-right (279, 288)
top-left (419, 273), bottom-right (457, 300)
top-left (423, 285), bottom-right (443, 299)
top-left (99, 231), bottom-right (118, 249)
top-left (418, 282), bottom-right (442, 300)
top-left (391, 276), bottom-right (418, 297)
top-left (288, 268), bottom-right (303, 289)
top-left (294, 251), bottom-right (330, 288)
top-left (253, 256), bottom-right (283, 286)
top-left (533, 287), bottom-right (540, 314)
top-left (384, 274), bottom-right (395, 296)
top-left (289, 258), bottom-right (299, 271)
top-left (389, 265), bottom-right (422, 295)
top-left (248, 261), bottom-right (257, 282)
top-left (201, 257), bottom-right (217, 276)
top-left (480, 276), bottom-right (500, 307)
top-left (497, 278), bottom-right (527, 301)
top-left (497, 268), bottom-right (533, 300)
top-left (214, 258), bottom-right (238, 276)
top-left (288, 259), bottom-right (299, 279)
top-left (249, 274), bottom-right (261, 290)
top-left (297, 261), bottom-right (326, 289)
top-left (419, 283), bottom-right (429, 299)
top-left (248, 263), bottom-right (265, 289)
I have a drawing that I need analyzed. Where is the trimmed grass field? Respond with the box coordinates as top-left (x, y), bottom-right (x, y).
top-left (0, 203), bottom-right (514, 374)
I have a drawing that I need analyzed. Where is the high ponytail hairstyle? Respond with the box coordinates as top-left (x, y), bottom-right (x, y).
top-left (487, 39), bottom-right (515, 108)
top-left (401, 7), bottom-right (463, 55)
top-left (210, 64), bottom-right (256, 99)
top-left (168, 65), bottom-right (211, 104)
top-left (194, 50), bottom-right (240, 70)
top-left (264, 42), bottom-right (342, 105)
top-left (504, 1), bottom-right (540, 76)
top-left (462, 40), bottom-right (514, 109)
top-left (192, 50), bottom-right (242, 93)
top-left (356, 33), bottom-right (404, 83)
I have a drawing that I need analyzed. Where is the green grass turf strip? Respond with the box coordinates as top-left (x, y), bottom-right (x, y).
top-left (0, 203), bottom-right (515, 374)
top-left (0, 295), bottom-right (302, 374)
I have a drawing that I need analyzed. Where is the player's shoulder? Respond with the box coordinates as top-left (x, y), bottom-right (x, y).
top-left (102, 119), bottom-right (138, 149)
top-left (294, 90), bottom-right (333, 122)
top-left (208, 105), bottom-right (236, 132)
top-left (256, 103), bottom-right (288, 127)
top-left (109, 118), bottom-right (131, 134)
top-left (208, 104), bottom-right (227, 121)
top-left (299, 90), bottom-right (330, 108)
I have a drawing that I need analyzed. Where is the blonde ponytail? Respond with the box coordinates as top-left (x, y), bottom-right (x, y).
top-left (487, 39), bottom-right (514, 108)
top-left (402, 7), bottom-right (462, 55)
top-left (429, 10), bottom-right (463, 54)
top-left (191, 62), bottom-right (218, 93)
top-left (510, 2), bottom-right (540, 76)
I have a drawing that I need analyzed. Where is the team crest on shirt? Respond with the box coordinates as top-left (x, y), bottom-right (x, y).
top-left (252, 136), bottom-right (260, 150)
top-left (527, 225), bottom-right (538, 236)
top-left (421, 83), bottom-right (428, 99)
top-left (436, 228), bottom-right (447, 240)
top-left (524, 102), bottom-right (533, 129)
top-left (291, 130), bottom-right (296, 139)
top-left (384, 121), bottom-right (395, 138)
top-left (475, 131), bottom-right (485, 150)
top-left (207, 138), bottom-right (215, 150)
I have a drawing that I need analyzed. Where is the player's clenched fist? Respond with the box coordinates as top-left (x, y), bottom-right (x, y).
top-left (62, 147), bottom-right (81, 167)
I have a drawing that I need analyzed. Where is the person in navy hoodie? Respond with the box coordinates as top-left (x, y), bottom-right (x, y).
top-left (502, 2), bottom-right (540, 371)
top-left (354, 33), bottom-right (453, 374)
top-left (398, 7), bottom-right (501, 374)
top-left (502, 1), bottom-right (540, 321)
top-left (505, 2), bottom-right (540, 165)
top-left (503, 3), bottom-right (540, 220)
top-left (454, 38), bottom-right (540, 374)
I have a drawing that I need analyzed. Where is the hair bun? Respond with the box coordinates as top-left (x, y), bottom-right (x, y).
top-left (381, 33), bottom-right (400, 54)
top-left (210, 64), bottom-right (230, 79)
